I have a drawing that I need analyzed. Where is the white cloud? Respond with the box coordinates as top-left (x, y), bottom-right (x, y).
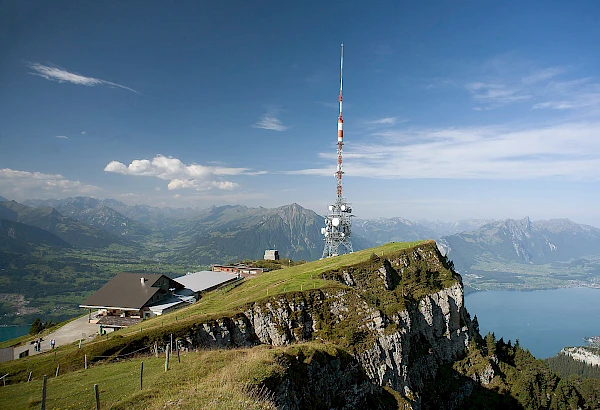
top-left (458, 59), bottom-right (600, 113)
top-left (464, 82), bottom-right (532, 107)
top-left (55, 135), bottom-right (68, 139)
top-left (81, 131), bottom-right (86, 135)
top-left (252, 113), bottom-right (289, 131)
top-left (286, 121), bottom-right (600, 181)
top-left (522, 67), bottom-right (567, 83)
top-left (364, 117), bottom-right (399, 126)
top-left (28, 62), bottom-right (139, 94)
top-left (533, 78), bottom-right (600, 111)
top-left (0, 168), bottom-right (102, 200)
top-left (104, 155), bottom-right (265, 191)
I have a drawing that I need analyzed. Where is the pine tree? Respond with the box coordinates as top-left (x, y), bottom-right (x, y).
top-left (29, 318), bottom-right (44, 335)
top-left (485, 332), bottom-right (496, 356)
top-left (472, 315), bottom-right (480, 334)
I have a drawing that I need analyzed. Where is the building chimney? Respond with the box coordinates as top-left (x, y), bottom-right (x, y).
top-left (141, 277), bottom-right (146, 284)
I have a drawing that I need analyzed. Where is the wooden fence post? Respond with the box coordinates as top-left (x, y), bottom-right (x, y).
top-left (94, 383), bottom-right (100, 410)
top-left (27, 371), bottom-right (32, 383)
top-left (154, 342), bottom-right (158, 358)
top-left (177, 348), bottom-right (180, 363)
top-left (55, 364), bottom-right (60, 377)
top-left (164, 345), bottom-right (170, 371)
top-left (140, 362), bottom-right (143, 390)
top-left (41, 375), bottom-right (47, 410)
top-left (85, 354), bottom-right (88, 370)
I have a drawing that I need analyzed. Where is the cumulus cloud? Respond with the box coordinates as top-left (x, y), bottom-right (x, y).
top-left (104, 155), bottom-right (264, 191)
top-left (0, 168), bottom-right (102, 200)
top-left (286, 121), bottom-right (600, 181)
top-left (252, 113), bottom-right (289, 131)
top-left (28, 62), bottom-right (139, 94)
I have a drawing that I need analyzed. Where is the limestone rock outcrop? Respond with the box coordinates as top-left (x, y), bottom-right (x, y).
top-left (184, 243), bottom-right (477, 409)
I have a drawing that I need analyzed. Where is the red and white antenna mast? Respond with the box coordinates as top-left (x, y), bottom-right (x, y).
top-left (336, 43), bottom-right (344, 198)
top-left (322, 43), bottom-right (354, 258)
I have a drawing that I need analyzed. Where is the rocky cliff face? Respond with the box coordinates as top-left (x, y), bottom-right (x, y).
top-left (357, 283), bottom-right (470, 404)
top-left (561, 346), bottom-right (600, 366)
top-left (183, 242), bottom-right (477, 408)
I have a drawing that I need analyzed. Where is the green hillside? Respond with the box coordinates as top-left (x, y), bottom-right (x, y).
top-left (2, 240), bottom-right (600, 409)
top-left (0, 218), bottom-right (71, 252)
top-left (0, 201), bottom-right (124, 249)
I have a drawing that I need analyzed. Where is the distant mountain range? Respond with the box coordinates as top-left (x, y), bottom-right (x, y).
top-left (353, 217), bottom-right (436, 244)
top-left (0, 218), bottom-right (71, 254)
top-left (439, 217), bottom-right (600, 274)
top-left (0, 200), bottom-right (124, 248)
top-left (8, 197), bottom-right (373, 264)
top-left (3, 194), bottom-right (600, 326)
top-left (417, 218), bottom-right (493, 237)
top-left (5, 195), bottom-right (600, 272)
top-left (24, 197), bottom-right (154, 241)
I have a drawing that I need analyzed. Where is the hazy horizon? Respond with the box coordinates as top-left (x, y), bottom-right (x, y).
top-left (3, 193), bottom-right (598, 229)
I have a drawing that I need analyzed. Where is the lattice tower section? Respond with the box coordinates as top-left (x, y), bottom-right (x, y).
top-left (322, 43), bottom-right (353, 258)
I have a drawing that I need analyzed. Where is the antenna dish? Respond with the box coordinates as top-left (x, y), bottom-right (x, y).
top-left (332, 217), bottom-right (340, 227)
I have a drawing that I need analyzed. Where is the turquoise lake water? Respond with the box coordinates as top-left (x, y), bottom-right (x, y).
top-left (0, 325), bottom-right (30, 343)
top-left (465, 287), bottom-right (600, 359)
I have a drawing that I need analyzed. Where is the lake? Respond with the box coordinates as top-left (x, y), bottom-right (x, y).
top-left (0, 325), bottom-right (30, 343)
top-left (465, 287), bottom-right (600, 359)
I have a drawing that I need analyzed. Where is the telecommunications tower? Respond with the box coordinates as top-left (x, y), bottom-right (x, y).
top-left (321, 43), bottom-right (354, 258)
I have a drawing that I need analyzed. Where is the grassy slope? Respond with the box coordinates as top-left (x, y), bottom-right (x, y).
top-left (117, 240), bottom-right (427, 337)
top-left (0, 241), bottom-right (426, 375)
top-left (0, 241), bottom-right (433, 408)
top-left (1, 346), bottom-right (285, 410)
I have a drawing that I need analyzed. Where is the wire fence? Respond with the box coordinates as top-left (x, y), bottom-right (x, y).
top-left (15, 345), bottom-right (176, 410)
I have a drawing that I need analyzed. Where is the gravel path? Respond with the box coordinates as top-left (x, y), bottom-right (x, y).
top-left (13, 316), bottom-right (100, 359)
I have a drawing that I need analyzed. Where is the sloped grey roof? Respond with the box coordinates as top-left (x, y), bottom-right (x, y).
top-left (174, 271), bottom-right (238, 293)
top-left (80, 272), bottom-right (183, 310)
top-left (97, 316), bottom-right (142, 327)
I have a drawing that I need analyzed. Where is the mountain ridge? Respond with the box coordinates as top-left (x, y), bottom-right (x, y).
top-left (440, 216), bottom-right (600, 270)
top-left (0, 200), bottom-right (124, 249)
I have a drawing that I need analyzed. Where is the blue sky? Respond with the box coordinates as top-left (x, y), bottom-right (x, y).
top-left (2, 1), bottom-right (600, 225)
